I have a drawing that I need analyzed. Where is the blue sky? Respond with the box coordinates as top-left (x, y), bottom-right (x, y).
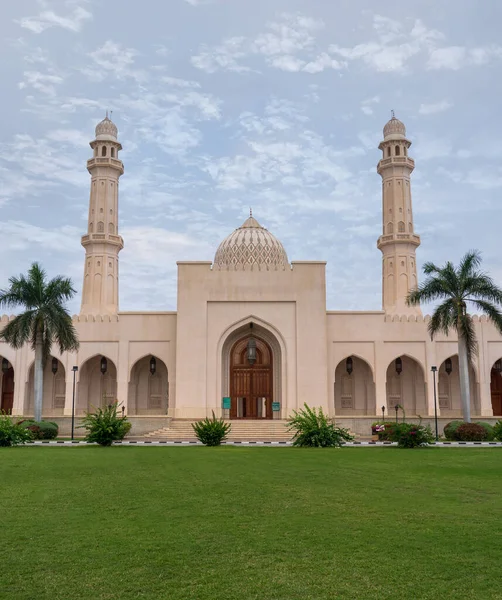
top-left (1, 0), bottom-right (502, 314)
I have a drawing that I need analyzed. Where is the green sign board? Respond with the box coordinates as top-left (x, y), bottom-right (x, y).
top-left (272, 402), bottom-right (281, 412)
top-left (222, 397), bottom-right (231, 410)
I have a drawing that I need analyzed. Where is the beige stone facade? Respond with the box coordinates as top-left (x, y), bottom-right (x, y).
top-left (2, 115), bottom-right (502, 432)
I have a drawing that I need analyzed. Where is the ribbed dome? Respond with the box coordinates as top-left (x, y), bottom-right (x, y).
top-left (383, 115), bottom-right (406, 140)
top-left (95, 116), bottom-right (118, 141)
top-left (214, 215), bottom-right (289, 271)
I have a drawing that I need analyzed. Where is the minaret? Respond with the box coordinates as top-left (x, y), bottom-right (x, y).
top-left (377, 114), bottom-right (421, 316)
top-left (80, 114), bottom-right (124, 315)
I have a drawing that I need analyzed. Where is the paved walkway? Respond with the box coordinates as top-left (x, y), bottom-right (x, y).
top-left (27, 440), bottom-right (502, 447)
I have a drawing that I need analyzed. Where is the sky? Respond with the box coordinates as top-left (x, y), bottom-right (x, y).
top-left (1, 0), bottom-right (502, 314)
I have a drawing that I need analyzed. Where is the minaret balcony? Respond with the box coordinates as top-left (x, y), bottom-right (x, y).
top-left (81, 233), bottom-right (124, 249)
top-left (377, 232), bottom-right (421, 250)
top-left (87, 157), bottom-right (124, 174)
top-left (377, 156), bottom-right (415, 173)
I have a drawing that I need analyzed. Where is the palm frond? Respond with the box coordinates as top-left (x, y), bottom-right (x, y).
top-left (0, 311), bottom-right (36, 348)
top-left (407, 277), bottom-right (450, 306)
top-left (471, 300), bottom-right (502, 336)
top-left (464, 275), bottom-right (502, 304)
top-left (428, 299), bottom-right (456, 338)
top-left (458, 250), bottom-right (482, 280)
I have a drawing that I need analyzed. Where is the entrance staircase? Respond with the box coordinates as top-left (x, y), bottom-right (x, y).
top-left (144, 419), bottom-right (292, 442)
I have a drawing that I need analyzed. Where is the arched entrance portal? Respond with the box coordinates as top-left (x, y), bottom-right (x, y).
top-left (1, 358), bottom-right (14, 413)
top-left (490, 360), bottom-right (502, 416)
top-left (230, 336), bottom-right (273, 419)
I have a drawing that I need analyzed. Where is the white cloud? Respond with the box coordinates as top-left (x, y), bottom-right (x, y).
top-left (418, 100), bottom-right (452, 115)
top-left (191, 37), bottom-right (251, 73)
top-left (17, 6), bottom-right (92, 34)
top-left (19, 70), bottom-right (64, 95)
top-left (427, 45), bottom-right (502, 70)
top-left (361, 96), bottom-right (380, 116)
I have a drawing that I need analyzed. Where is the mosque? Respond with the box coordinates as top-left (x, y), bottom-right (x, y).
top-left (1, 114), bottom-right (502, 436)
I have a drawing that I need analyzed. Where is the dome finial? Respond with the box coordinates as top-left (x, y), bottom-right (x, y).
top-left (391, 109), bottom-right (395, 119)
top-left (249, 207), bottom-right (253, 218)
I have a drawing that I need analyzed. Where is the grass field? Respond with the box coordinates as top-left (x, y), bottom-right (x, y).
top-left (1, 447), bottom-right (501, 600)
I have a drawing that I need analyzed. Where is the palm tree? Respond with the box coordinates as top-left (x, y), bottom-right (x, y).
top-left (0, 263), bottom-right (79, 422)
top-left (407, 250), bottom-right (502, 423)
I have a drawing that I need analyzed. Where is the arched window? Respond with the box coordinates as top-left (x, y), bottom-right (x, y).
top-left (97, 221), bottom-right (104, 233)
top-left (387, 222), bottom-right (394, 234)
top-left (111, 147), bottom-right (116, 158)
top-left (89, 222), bottom-right (94, 233)
top-left (398, 221), bottom-right (405, 233)
top-left (395, 145), bottom-right (401, 156)
top-left (108, 223), bottom-right (115, 234)
top-left (101, 146), bottom-right (107, 157)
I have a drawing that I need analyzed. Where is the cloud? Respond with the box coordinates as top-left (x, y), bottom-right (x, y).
top-left (361, 96), bottom-right (380, 116)
top-left (191, 37), bottom-right (251, 73)
top-left (418, 100), bottom-right (452, 115)
top-left (85, 41), bottom-right (146, 82)
top-left (17, 6), bottom-right (92, 34)
top-left (427, 45), bottom-right (502, 70)
top-left (19, 70), bottom-right (64, 95)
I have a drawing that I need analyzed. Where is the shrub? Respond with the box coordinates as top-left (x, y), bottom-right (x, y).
top-left (493, 420), bottom-right (502, 441)
top-left (386, 422), bottom-right (434, 448)
top-left (192, 412), bottom-right (231, 446)
top-left (444, 421), bottom-right (464, 440)
top-left (454, 423), bottom-right (488, 442)
top-left (288, 404), bottom-right (353, 448)
top-left (79, 402), bottom-right (130, 446)
top-left (19, 420), bottom-right (59, 440)
top-left (476, 422), bottom-right (495, 441)
top-left (0, 413), bottom-right (33, 447)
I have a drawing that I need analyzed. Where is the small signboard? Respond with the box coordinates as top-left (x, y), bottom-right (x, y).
top-left (222, 397), bottom-right (231, 410)
top-left (272, 402), bottom-right (281, 412)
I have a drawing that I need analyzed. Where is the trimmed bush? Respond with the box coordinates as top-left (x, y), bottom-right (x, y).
top-left (79, 402), bottom-right (130, 446)
top-left (444, 421), bottom-right (464, 440)
top-left (376, 422), bottom-right (399, 441)
top-left (493, 420), bottom-right (502, 441)
top-left (288, 404), bottom-right (353, 448)
top-left (192, 412), bottom-right (231, 446)
top-left (19, 420), bottom-right (58, 440)
top-left (0, 413), bottom-right (33, 447)
top-left (476, 422), bottom-right (495, 441)
top-left (454, 423), bottom-right (488, 441)
top-left (386, 422), bottom-right (434, 448)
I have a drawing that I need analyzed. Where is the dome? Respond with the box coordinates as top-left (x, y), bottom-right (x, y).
top-left (95, 115), bottom-right (118, 141)
top-left (214, 215), bottom-right (289, 271)
top-left (383, 115), bottom-right (406, 140)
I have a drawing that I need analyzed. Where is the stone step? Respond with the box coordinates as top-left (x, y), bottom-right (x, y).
top-left (144, 420), bottom-right (293, 440)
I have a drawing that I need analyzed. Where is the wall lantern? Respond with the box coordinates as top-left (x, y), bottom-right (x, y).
top-left (346, 357), bottom-right (353, 375)
top-left (1, 358), bottom-right (9, 374)
top-left (100, 356), bottom-right (108, 375)
top-left (247, 338), bottom-right (257, 365)
top-left (149, 356), bottom-right (157, 376)
top-left (445, 358), bottom-right (453, 376)
top-left (51, 357), bottom-right (58, 375)
top-left (395, 357), bottom-right (403, 375)
top-left (494, 359), bottom-right (502, 374)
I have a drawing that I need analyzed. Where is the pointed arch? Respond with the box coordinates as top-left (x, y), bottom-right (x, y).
top-left (0, 354), bottom-right (15, 414)
top-left (334, 356), bottom-right (375, 416)
top-left (25, 357), bottom-right (66, 416)
top-left (128, 355), bottom-right (168, 415)
top-left (386, 355), bottom-right (427, 417)
top-left (77, 355), bottom-right (117, 414)
top-left (439, 355), bottom-right (480, 416)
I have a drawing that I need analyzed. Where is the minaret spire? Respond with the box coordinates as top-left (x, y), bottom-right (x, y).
top-left (377, 115), bottom-right (421, 316)
top-left (80, 115), bottom-right (124, 315)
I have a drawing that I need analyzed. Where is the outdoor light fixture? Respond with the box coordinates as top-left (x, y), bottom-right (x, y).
top-left (394, 404), bottom-right (399, 423)
top-left (494, 359), bottom-right (502, 374)
top-left (1, 358), bottom-right (9, 374)
top-left (149, 356), bottom-right (156, 376)
top-left (247, 338), bottom-right (257, 365)
top-left (100, 356), bottom-right (108, 375)
top-left (395, 357), bottom-right (403, 375)
top-left (445, 358), bottom-right (453, 376)
top-left (346, 357), bottom-right (353, 375)
top-left (381, 405), bottom-right (385, 421)
top-left (51, 357), bottom-right (58, 375)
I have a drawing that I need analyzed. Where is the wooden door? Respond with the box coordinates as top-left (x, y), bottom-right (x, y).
top-left (491, 368), bottom-right (502, 416)
top-left (230, 337), bottom-right (273, 419)
top-left (1, 367), bottom-right (14, 414)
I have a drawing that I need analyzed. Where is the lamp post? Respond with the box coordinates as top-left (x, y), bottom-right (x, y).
top-left (431, 366), bottom-right (438, 441)
top-left (381, 405), bottom-right (385, 422)
top-left (71, 366), bottom-right (78, 441)
top-left (394, 404), bottom-right (399, 423)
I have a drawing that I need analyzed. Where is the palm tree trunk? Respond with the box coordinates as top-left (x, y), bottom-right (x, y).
top-left (458, 335), bottom-right (471, 423)
top-left (34, 329), bottom-right (44, 422)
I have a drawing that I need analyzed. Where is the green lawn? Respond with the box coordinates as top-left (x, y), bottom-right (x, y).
top-left (1, 448), bottom-right (502, 600)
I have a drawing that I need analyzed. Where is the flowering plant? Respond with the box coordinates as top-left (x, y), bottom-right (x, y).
top-left (371, 424), bottom-right (385, 434)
